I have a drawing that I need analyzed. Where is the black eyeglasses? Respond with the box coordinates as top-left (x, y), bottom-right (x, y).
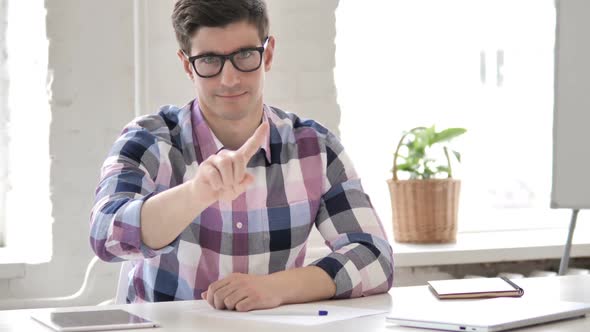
top-left (187, 37), bottom-right (269, 78)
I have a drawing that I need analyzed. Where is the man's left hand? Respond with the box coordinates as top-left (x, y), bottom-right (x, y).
top-left (201, 273), bottom-right (282, 312)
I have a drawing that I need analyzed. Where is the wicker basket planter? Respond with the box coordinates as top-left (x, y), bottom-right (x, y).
top-left (387, 178), bottom-right (460, 243)
top-left (388, 126), bottom-right (465, 244)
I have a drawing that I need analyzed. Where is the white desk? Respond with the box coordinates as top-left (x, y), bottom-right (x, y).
top-left (2, 275), bottom-right (590, 331)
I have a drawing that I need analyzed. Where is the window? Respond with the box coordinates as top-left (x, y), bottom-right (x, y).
top-left (335, 0), bottom-right (571, 234)
top-left (0, 0), bottom-right (52, 263)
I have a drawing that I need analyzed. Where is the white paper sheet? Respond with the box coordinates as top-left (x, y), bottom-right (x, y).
top-left (189, 303), bottom-right (387, 325)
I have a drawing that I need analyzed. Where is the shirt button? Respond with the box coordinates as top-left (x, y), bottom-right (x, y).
top-left (236, 222), bottom-right (243, 229)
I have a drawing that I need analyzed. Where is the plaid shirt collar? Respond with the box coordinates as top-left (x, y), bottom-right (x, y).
top-left (189, 99), bottom-right (272, 164)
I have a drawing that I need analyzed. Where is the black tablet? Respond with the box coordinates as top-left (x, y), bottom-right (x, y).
top-left (31, 309), bottom-right (159, 331)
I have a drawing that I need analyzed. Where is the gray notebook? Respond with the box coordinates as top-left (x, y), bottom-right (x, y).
top-left (428, 277), bottom-right (524, 299)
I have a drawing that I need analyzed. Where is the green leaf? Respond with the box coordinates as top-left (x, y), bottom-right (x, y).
top-left (394, 125), bottom-right (466, 180)
top-left (411, 140), bottom-right (427, 154)
top-left (396, 163), bottom-right (416, 171)
top-left (407, 150), bottom-right (425, 162)
top-left (432, 128), bottom-right (467, 144)
top-left (424, 126), bottom-right (436, 146)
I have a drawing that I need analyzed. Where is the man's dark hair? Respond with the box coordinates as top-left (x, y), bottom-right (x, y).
top-left (172, 0), bottom-right (269, 55)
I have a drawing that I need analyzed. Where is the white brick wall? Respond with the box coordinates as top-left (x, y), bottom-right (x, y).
top-left (0, 0), bottom-right (8, 247)
top-left (265, 0), bottom-right (341, 136)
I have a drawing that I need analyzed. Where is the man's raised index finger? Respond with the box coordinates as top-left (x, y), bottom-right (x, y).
top-left (238, 121), bottom-right (269, 160)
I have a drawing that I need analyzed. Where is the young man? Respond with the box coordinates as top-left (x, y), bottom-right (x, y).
top-left (90, 0), bottom-right (393, 312)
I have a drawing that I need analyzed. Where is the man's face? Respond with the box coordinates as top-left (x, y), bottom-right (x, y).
top-left (178, 21), bottom-right (275, 122)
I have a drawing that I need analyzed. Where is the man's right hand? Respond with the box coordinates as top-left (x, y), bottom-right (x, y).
top-left (191, 121), bottom-right (269, 204)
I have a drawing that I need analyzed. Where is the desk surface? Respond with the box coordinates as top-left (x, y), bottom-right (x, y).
top-left (2, 275), bottom-right (590, 332)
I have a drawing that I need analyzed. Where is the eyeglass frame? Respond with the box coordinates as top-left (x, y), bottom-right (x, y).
top-left (185, 37), bottom-right (270, 78)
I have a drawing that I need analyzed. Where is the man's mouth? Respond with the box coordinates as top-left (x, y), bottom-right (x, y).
top-left (217, 92), bottom-right (247, 99)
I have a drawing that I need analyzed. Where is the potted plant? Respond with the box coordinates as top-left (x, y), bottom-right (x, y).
top-left (387, 126), bottom-right (466, 243)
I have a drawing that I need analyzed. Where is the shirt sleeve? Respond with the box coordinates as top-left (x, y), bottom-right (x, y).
top-left (309, 132), bottom-right (394, 298)
top-left (89, 116), bottom-right (178, 262)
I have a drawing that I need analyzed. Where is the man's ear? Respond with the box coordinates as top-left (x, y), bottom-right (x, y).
top-left (263, 36), bottom-right (276, 72)
top-left (177, 49), bottom-right (194, 80)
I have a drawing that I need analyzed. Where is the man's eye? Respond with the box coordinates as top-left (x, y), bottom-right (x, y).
top-left (198, 56), bottom-right (219, 65)
top-left (236, 50), bottom-right (253, 59)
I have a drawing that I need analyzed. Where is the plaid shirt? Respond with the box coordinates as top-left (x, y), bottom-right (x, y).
top-left (90, 100), bottom-right (393, 302)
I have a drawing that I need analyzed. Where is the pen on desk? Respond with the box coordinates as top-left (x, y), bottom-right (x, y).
top-left (248, 310), bottom-right (329, 316)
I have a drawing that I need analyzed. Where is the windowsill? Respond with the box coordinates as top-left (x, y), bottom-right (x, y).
top-left (390, 226), bottom-right (590, 267)
top-left (0, 246), bottom-right (42, 279)
top-left (0, 248), bottom-right (25, 279)
top-left (306, 224), bottom-right (590, 268)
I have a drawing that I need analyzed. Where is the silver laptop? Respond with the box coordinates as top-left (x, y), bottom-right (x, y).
top-left (386, 298), bottom-right (590, 332)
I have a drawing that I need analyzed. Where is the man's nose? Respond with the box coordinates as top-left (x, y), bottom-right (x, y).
top-left (219, 59), bottom-right (241, 87)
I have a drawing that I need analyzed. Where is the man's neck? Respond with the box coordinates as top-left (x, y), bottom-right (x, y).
top-left (202, 108), bottom-right (264, 151)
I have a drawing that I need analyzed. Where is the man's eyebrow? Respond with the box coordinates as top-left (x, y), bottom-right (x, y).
top-left (194, 43), bottom-right (261, 57)
top-left (194, 51), bottom-right (219, 57)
